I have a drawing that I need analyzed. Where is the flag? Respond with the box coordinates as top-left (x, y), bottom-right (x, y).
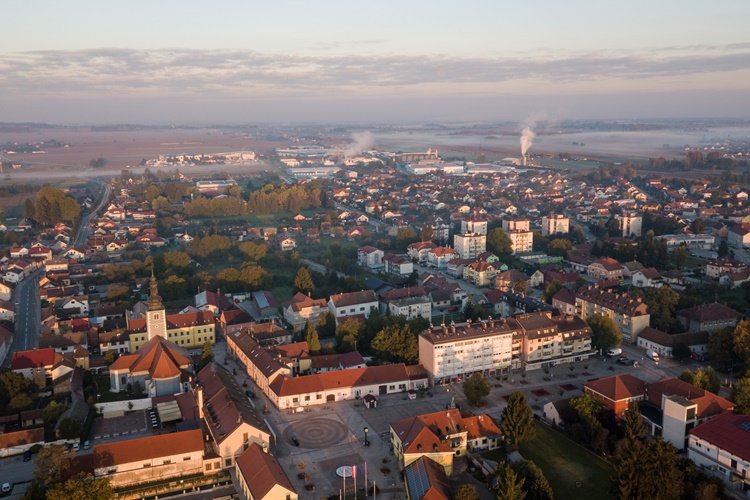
top-left (351, 465), bottom-right (356, 478)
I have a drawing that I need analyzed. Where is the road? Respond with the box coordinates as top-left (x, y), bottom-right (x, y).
top-left (412, 262), bottom-right (486, 302)
top-left (3, 269), bottom-right (44, 367)
top-left (73, 181), bottom-right (112, 248)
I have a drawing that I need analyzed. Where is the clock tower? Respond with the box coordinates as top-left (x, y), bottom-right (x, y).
top-left (146, 272), bottom-right (168, 340)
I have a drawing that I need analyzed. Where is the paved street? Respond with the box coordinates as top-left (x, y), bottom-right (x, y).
top-left (3, 268), bottom-right (43, 368)
top-left (73, 181), bottom-right (111, 247)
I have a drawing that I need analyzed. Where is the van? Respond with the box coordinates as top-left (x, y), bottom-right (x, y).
top-left (607, 348), bottom-right (622, 357)
top-left (647, 349), bottom-right (660, 362)
top-left (1, 483), bottom-right (10, 494)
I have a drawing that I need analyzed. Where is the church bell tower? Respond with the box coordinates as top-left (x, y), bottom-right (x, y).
top-left (146, 272), bottom-right (168, 340)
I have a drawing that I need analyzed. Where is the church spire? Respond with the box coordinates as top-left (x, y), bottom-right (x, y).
top-left (148, 269), bottom-right (163, 312)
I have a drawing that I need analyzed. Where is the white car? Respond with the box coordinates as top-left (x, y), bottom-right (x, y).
top-left (2, 483), bottom-right (11, 493)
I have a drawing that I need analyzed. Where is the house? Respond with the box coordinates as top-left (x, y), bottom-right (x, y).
top-left (705, 258), bottom-right (748, 279)
top-left (427, 246), bottom-right (459, 269)
top-left (676, 303), bottom-right (742, 332)
top-left (194, 363), bottom-right (271, 469)
top-left (11, 348), bottom-right (62, 383)
top-left (636, 327), bottom-right (710, 359)
top-left (587, 257), bottom-right (624, 280)
top-left (543, 398), bottom-right (576, 426)
top-left (235, 443), bottom-right (298, 500)
top-left (279, 237), bottom-right (297, 251)
top-left (404, 456), bottom-right (453, 500)
top-left (462, 260), bottom-right (499, 286)
top-left (551, 288), bottom-right (576, 316)
top-left (0, 428), bottom-right (45, 458)
top-left (407, 241), bottom-right (437, 262)
top-left (91, 429), bottom-right (205, 487)
top-left (381, 288), bottom-right (432, 320)
top-left (583, 374), bottom-right (646, 417)
top-left (383, 253), bottom-right (414, 276)
top-left (494, 269), bottom-right (529, 292)
top-left (357, 246), bottom-right (384, 269)
top-left (0, 300), bottom-right (15, 322)
top-left (728, 225), bottom-right (750, 249)
top-left (0, 325), bottom-right (12, 366)
top-left (631, 268), bottom-right (662, 288)
top-left (390, 408), bottom-right (502, 476)
top-left (328, 290), bottom-right (378, 325)
top-left (688, 412), bottom-right (750, 490)
top-left (194, 290), bottom-right (232, 317)
top-left (282, 292), bottom-right (328, 332)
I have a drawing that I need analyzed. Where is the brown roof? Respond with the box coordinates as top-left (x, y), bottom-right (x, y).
top-left (676, 303), bottom-right (743, 323)
top-left (689, 412), bottom-right (750, 462)
top-left (329, 290), bottom-right (378, 308)
top-left (270, 363), bottom-right (411, 397)
top-left (646, 378), bottom-right (734, 419)
top-left (93, 429), bottom-right (203, 468)
top-left (0, 428), bottom-right (44, 449)
top-left (638, 327), bottom-right (710, 348)
top-left (584, 374), bottom-right (646, 402)
top-left (236, 443), bottom-right (296, 499)
top-left (281, 292), bottom-right (327, 312)
top-left (576, 286), bottom-right (650, 316)
top-left (405, 456), bottom-right (452, 500)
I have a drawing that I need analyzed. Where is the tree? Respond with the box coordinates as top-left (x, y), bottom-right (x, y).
top-left (547, 238), bottom-right (572, 257)
top-left (396, 227), bottom-right (418, 248)
top-left (512, 278), bottom-right (529, 295)
top-left (621, 401), bottom-right (644, 442)
top-left (718, 240), bottom-right (730, 258)
top-left (643, 286), bottom-right (681, 332)
top-left (488, 227), bottom-right (513, 255)
top-left (293, 267), bottom-right (315, 295)
top-left (239, 241), bottom-right (267, 262)
top-left (335, 319), bottom-right (363, 352)
top-left (575, 276), bottom-right (587, 290)
top-left (46, 473), bottom-right (113, 500)
top-left (671, 342), bottom-right (692, 361)
top-left (163, 251), bottom-right (191, 269)
top-left (34, 444), bottom-right (75, 488)
top-left (733, 320), bottom-right (750, 364)
top-left (454, 484), bottom-right (479, 500)
top-left (512, 460), bottom-right (554, 500)
top-left (680, 367), bottom-right (721, 394)
top-left (612, 437), bottom-right (683, 500)
top-left (105, 284), bottom-right (130, 301)
top-left (304, 320), bottom-right (321, 355)
top-left (57, 417), bottom-right (81, 439)
top-left (462, 373), bottom-right (490, 407)
top-left (43, 401), bottom-right (67, 427)
top-left (419, 225), bottom-right (434, 243)
top-left (199, 340), bottom-right (214, 370)
top-left (541, 280), bottom-right (562, 304)
top-left (371, 325), bottom-right (419, 364)
top-left (669, 246), bottom-right (689, 268)
top-left (103, 350), bottom-right (117, 365)
top-left (569, 393), bottom-right (602, 424)
top-left (23, 198), bottom-right (35, 220)
top-left (690, 218), bottom-right (705, 234)
top-left (586, 314), bottom-right (622, 352)
top-left (708, 326), bottom-right (735, 371)
top-left (732, 377), bottom-right (750, 414)
top-left (495, 461), bottom-right (527, 500)
top-left (501, 391), bottom-right (535, 450)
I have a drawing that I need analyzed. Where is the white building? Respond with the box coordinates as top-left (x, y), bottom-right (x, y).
top-left (728, 225), bottom-right (750, 249)
top-left (418, 318), bottom-right (514, 385)
top-left (508, 230), bottom-right (533, 255)
top-left (357, 246), bottom-right (384, 269)
top-left (328, 290), bottom-right (379, 325)
top-left (615, 212), bottom-right (643, 237)
top-left (688, 412), bottom-right (750, 490)
top-left (453, 233), bottom-right (486, 260)
top-left (502, 218), bottom-right (530, 232)
top-left (541, 214), bottom-right (570, 237)
top-left (461, 218), bottom-right (488, 236)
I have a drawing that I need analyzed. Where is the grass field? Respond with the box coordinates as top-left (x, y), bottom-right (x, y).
top-left (519, 423), bottom-right (613, 499)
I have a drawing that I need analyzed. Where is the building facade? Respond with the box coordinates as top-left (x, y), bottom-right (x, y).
top-left (541, 214), bottom-right (570, 237)
top-left (575, 286), bottom-right (651, 343)
top-left (453, 234), bottom-right (486, 260)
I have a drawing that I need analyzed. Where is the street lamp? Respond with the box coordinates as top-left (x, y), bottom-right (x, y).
top-left (364, 427), bottom-right (369, 446)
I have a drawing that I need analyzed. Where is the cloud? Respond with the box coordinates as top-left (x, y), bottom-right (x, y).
top-left (1, 43), bottom-right (749, 98)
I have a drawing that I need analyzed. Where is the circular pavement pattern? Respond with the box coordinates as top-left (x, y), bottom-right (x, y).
top-left (284, 417), bottom-right (349, 449)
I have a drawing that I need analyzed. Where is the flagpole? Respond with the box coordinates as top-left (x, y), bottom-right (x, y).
top-left (354, 465), bottom-right (357, 496)
top-left (343, 470), bottom-right (346, 499)
top-left (365, 462), bottom-right (368, 498)
top-left (373, 479), bottom-right (376, 500)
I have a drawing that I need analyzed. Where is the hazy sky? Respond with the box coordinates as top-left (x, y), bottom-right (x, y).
top-left (3, 1), bottom-right (749, 125)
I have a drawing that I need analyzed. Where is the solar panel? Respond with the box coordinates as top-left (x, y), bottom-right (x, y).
top-left (739, 421), bottom-right (750, 432)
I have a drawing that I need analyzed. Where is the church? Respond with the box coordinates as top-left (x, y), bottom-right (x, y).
top-left (109, 274), bottom-right (196, 397)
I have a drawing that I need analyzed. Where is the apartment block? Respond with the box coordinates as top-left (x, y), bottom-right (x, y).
top-left (575, 286), bottom-right (650, 343)
top-left (615, 211), bottom-right (643, 237)
top-left (453, 233), bottom-right (486, 260)
top-left (508, 230), bottom-right (533, 255)
top-left (541, 214), bottom-right (569, 237)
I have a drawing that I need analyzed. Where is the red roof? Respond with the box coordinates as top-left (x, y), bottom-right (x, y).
top-left (689, 411), bottom-right (750, 461)
top-left (584, 374), bottom-right (646, 403)
top-left (11, 348), bottom-right (58, 370)
top-left (93, 429), bottom-right (203, 468)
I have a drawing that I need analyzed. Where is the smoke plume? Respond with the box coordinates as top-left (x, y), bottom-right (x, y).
top-left (344, 131), bottom-right (375, 158)
top-left (520, 127), bottom-right (536, 156)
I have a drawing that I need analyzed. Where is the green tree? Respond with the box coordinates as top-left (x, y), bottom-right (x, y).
top-left (163, 250), bottom-right (191, 269)
top-left (733, 320), bottom-right (750, 363)
top-left (569, 393), bottom-right (602, 423)
top-left (575, 276), bottom-right (587, 290)
top-left (396, 227), bottom-right (418, 248)
top-left (23, 198), bottom-right (35, 220)
top-left (239, 241), bottom-right (267, 262)
top-left (57, 417), bottom-right (81, 439)
top-left (454, 484), bottom-right (480, 500)
top-left (293, 267), bottom-right (315, 295)
top-left (512, 460), bottom-right (554, 500)
top-left (371, 325), bottom-right (418, 364)
top-left (462, 373), bottom-right (490, 407)
top-left (335, 319), bottom-right (363, 352)
top-left (680, 366), bottom-right (721, 394)
top-left (547, 238), bottom-right (572, 257)
top-left (495, 461), bottom-right (527, 500)
top-left (105, 284), bottom-right (130, 301)
top-left (669, 246), bottom-right (689, 268)
top-left (708, 326), bottom-right (735, 371)
top-left (419, 225), bottom-right (434, 243)
top-left (512, 278), bottom-right (529, 295)
top-left (33, 444), bottom-right (75, 490)
top-left (690, 218), bottom-right (705, 234)
top-left (43, 401), bottom-right (67, 427)
top-left (718, 240), bottom-right (730, 258)
top-left (732, 377), bottom-right (750, 414)
top-left (9, 393), bottom-right (33, 412)
top-left (488, 227), bottom-right (513, 255)
top-left (501, 391), bottom-right (535, 450)
top-left (103, 350), bottom-right (117, 365)
top-left (643, 286), bottom-right (681, 332)
top-left (671, 343), bottom-right (692, 361)
top-left (199, 340), bottom-right (214, 370)
top-left (541, 280), bottom-right (562, 304)
top-left (586, 314), bottom-right (622, 352)
top-left (46, 473), bottom-right (113, 500)
top-left (621, 401), bottom-right (645, 442)
top-left (304, 320), bottom-right (321, 355)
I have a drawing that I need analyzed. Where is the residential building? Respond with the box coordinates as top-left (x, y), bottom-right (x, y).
top-left (508, 230), bottom-right (533, 255)
top-left (282, 292), bottom-right (328, 332)
top-left (462, 260), bottom-right (500, 286)
top-left (541, 214), bottom-right (569, 237)
top-left (587, 257), bottom-right (624, 280)
top-left (427, 246), bottom-right (459, 269)
top-left (357, 246), bottom-right (384, 269)
top-left (390, 409), bottom-right (502, 476)
top-left (235, 443), bottom-right (298, 500)
top-left (460, 218), bottom-right (488, 236)
top-left (615, 211), bottom-right (642, 237)
top-left (631, 268), bottom-right (661, 288)
top-left (11, 348), bottom-right (63, 384)
top-left (706, 258), bottom-right (748, 279)
top-left (494, 270), bottom-right (530, 292)
top-left (728, 225), bottom-right (750, 249)
top-left (383, 253), bottom-right (414, 276)
top-left (418, 319), bottom-right (514, 385)
top-left (637, 328), bottom-right (710, 359)
top-left (502, 218), bottom-right (530, 232)
top-left (91, 429), bottom-right (204, 488)
top-left (688, 412), bottom-right (750, 490)
top-left (676, 303), bottom-right (742, 332)
top-left (404, 457), bottom-right (452, 500)
top-left (575, 286), bottom-right (651, 342)
top-left (407, 241), bottom-right (437, 262)
top-left (551, 288), bottom-right (576, 316)
top-left (514, 311), bottom-right (594, 371)
top-left (328, 290), bottom-right (379, 325)
top-left (656, 233), bottom-right (714, 250)
top-left (453, 234), bottom-right (486, 260)
top-left (194, 363), bottom-right (271, 469)
top-left (382, 289), bottom-right (432, 320)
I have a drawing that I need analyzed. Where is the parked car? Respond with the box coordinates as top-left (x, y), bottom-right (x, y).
top-left (72, 443), bottom-right (80, 452)
top-left (647, 349), bottom-right (660, 362)
top-left (83, 440), bottom-right (90, 450)
top-left (23, 450), bottom-right (31, 462)
top-left (2, 483), bottom-right (11, 494)
top-left (607, 348), bottom-right (623, 357)
top-left (291, 433), bottom-right (300, 446)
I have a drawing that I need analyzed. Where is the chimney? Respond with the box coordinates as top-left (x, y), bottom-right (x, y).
top-left (196, 384), bottom-right (204, 419)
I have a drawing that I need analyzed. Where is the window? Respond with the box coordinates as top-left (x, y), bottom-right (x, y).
top-left (225, 458), bottom-right (232, 467)
top-left (305, 395), bottom-right (310, 401)
top-left (143, 463), bottom-right (151, 468)
top-left (163, 459), bottom-right (171, 465)
top-left (316, 394), bottom-right (322, 400)
top-left (206, 463), bottom-right (212, 471)
top-left (183, 456), bottom-right (191, 461)
top-left (243, 433), bottom-right (248, 443)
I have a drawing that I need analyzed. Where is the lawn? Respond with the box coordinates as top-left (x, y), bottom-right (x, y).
top-left (519, 423), bottom-right (613, 499)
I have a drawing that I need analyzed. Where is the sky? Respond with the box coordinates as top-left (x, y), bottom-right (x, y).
top-left (2, 0), bottom-right (750, 125)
